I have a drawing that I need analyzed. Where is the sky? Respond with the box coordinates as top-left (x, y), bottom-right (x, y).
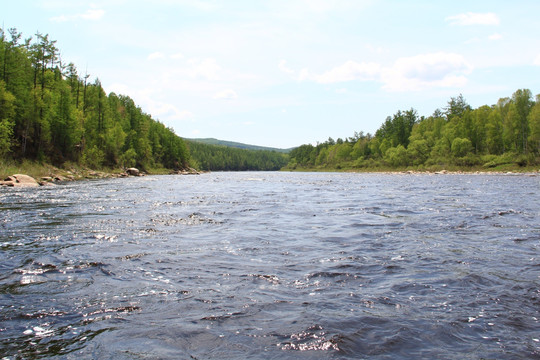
top-left (3, 1), bottom-right (540, 148)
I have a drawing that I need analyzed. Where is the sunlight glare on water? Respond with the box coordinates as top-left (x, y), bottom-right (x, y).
top-left (1, 172), bottom-right (539, 359)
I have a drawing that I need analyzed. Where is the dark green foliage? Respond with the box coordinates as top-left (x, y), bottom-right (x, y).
top-left (288, 144), bottom-right (316, 167)
top-left (186, 140), bottom-right (288, 171)
top-left (375, 108), bottom-right (418, 148)
top-left (0, 28), bottom-right (190, 170)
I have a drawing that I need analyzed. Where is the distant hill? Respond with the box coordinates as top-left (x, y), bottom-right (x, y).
top-left (184, 138), bottom-right (289, 171)
top-left (184, 138), bottom-right (293, 153)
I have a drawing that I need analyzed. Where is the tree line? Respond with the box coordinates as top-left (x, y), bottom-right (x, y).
top-left (3, 28), bottom-right (538, 174)
top-left (186, 140), bottom-right (288, 171)
top-left (0, 27), bottom-right (190, 170)
top-left (0, 27), bottom-right (295, 173)
top-left (287, 90), bottom-right (540, 171)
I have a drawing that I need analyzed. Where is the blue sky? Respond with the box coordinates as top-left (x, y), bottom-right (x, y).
top-left (3, 1), bottom-right (540, 148)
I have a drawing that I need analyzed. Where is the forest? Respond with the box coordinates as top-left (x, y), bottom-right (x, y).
top-left (2, 27), bottom-right (539, 175)
top-left (186, 140), bottom-right (288, 171)
top-left (0, 28), bottom-right (294, 174)
top-left (287, 91), bottom-right (540, 171)
top-left (0, 28), bottom-right (194, 172)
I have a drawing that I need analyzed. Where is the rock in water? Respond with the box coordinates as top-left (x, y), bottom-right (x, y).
top-left (8, 174), bottom-right (40, 187)
top-left (126, 168), bottom-right (140, 176)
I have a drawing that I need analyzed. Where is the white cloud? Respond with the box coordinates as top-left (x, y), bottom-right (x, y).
top-left (186, 58), bottom-right (222, 80)
top-left (141, 96), bottom-right (195, 122)
top-left (148, 52), bottom-right (166, 60)
top-left (151, 103), bottom-right (194, 121)
top-left (105, 83), bottom-right (193, 122)
top-left (148, 52), bottom-right (186, 61)
top-left (81, 8), bottom-right (105, 20)
top-left (298, 68), bottom-right (311, 82)
top-left (534, 55), bottom-right (540, 66)
top-left (465, 33), bottom-right (502, 44)
top-left (278, 60), bottom-right (295, 74)
top-left (315, 61), bottom-right (381, 83)
top-left (50, 8), bottom-right (105, 22)
top-left (445, 12), bottom-right (500, 26)
top-left (382, 72), bottom-right (469, 92)
top-left (213, 89), bottom-right (238, 100)
top-left (296, 61), bottom-right (380, 83)
top-left (392, 52), bottom-right (472, 81)
top-left (296, 52), bottom-right (472, 92)
top-left (382, 52), bottom-right (472, 91)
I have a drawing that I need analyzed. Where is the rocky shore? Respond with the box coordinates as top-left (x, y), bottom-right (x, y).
top-left (2, 167), bottom-right (537, 188)
top-left (396, 169), bottom-right (540, 176)
top-left (0, 167), bottom-right (201, 188)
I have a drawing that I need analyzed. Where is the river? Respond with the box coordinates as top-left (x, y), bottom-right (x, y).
top-left (1, 172), bottom-right (539, 359)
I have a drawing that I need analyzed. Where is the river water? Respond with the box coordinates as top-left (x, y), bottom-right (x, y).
top-left (1, 172), bottom-right (539, 359)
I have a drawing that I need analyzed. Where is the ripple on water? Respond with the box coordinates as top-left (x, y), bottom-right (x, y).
top-left (278, 324), bottom-right (342, 352)
top-left (1, 173), bottom-right (539, 359)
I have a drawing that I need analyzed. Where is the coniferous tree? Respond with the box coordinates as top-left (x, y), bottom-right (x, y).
top-left (0, 27), bottom-right (191, 170)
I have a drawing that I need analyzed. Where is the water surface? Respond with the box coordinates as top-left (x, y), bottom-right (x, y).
top-left (1, 172), bottom-right (539, 359)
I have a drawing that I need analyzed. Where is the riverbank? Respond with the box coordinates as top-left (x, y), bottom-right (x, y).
top-left (289, 168), bottom-right (540, 174)
top-left (2, 160), bottom-right (538, 188)
top-left (0, 160), bottom-right (201, 187)
top-left (284, 162), bottom-right (540, 175)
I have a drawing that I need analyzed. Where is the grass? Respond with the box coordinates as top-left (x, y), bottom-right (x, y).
top-left (0, 159), bottom-right (60, 180)
top-left (0, 158), bottom-right (185, 181)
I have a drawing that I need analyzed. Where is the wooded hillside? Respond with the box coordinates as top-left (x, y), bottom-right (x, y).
top-left (186, 140), bottom-right (288, 171)
top-left (0, 28), bottom-right (190, 171)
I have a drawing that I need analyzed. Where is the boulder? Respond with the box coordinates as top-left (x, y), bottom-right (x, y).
top-left (13, 174), bottom-right (40, 187)
top-left (40, 181), bottom-right (57, 186)
top-left (171, 167), bottom-right (201, 175)
top-left (0, 180), bottom-right (14, 187)
top-left (2, 174), bottom-right (40, 187)
top-left (126, 168), bottom-right (140, 176)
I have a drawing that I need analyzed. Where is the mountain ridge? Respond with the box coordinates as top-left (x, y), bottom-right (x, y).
top-left (184, 138), bottom-right (293, 153)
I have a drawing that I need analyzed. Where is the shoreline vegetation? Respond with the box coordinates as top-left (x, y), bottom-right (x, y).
top-left (285, 91), bottom-right (540, 174)
top-left (0, 159), bottom-right (202, 187)
top-left (283, 166), bottom-right (540, 175)
top-left (1, 153), bottom-right (538, 188)
top-left (1, 28), bottom-right (539, 183)
top-left (0, 28), bottom-right (287, 176)
top-left (283, 157), bottom-right (540, 174)
top-left (1, 157), bottom-right (537, 188)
